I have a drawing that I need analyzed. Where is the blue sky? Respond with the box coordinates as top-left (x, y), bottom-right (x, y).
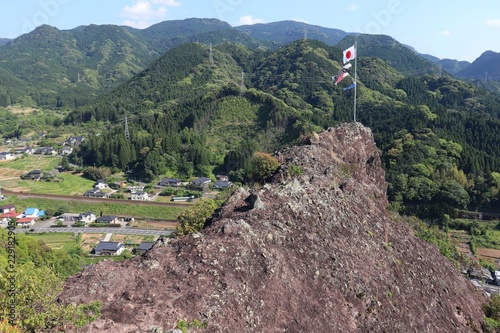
top-left (0, 0), bottom-right (499, 62)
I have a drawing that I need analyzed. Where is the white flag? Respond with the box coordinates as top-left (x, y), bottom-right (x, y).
top-left (343, 45), bottom-right (356, 64)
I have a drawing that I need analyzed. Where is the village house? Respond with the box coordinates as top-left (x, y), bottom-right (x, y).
top-left (192, 177), bottom-right (211, 189)
top-left (25, 170), bottom-right (43, 180)
top-left (158, 178), bottom-right (181, 187)
top-left (94, 179), bottom-right (107, 189)
top-left (0, 151), bottom-right (15, 160)
top-left (78, 212), bottom-right (96, 224)
top-left (59, 213), bottom-right (80, 221)
top-left (93, 241), bottom-right (125, 256)
top-left (59, 146), bottom-right (73, 155)
top-left (0, 211), bottom-right (20, 224)
top-left (131, 191), bottom-right (150, 201)
top-left (0, 204), bottom-right (15, 214)
top-left (83, 189), bottom-right (108, 198)
top-left (129, 185), bottom-right (145, 192)
top-left (13, 146), bottom-right (35, 155)
top-left (214, 180), bottom-right (233, 189)
top-left (216, 174), bottom-right (229, 182)
top-left (16, 217), bottom-right (36, 227)
top-left (66, 136), bottom-right (85, 146)
top-left (35, 146), bottom-right (57, 155)
top-left (95, 215), bottom-right (118, 224)
top-left (135, 241), bottom-right (155, 254)
top-left (23, 207), bottom-right (44, 219)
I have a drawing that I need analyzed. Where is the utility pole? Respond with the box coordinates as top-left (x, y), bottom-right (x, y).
top-left (240, 71), bottom-right (245, 95)
top-left (209, 42), bottom-right (213, 64)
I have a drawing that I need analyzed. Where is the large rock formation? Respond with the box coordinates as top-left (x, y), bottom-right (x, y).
top-left (58, 123), bottom-right (487, 332)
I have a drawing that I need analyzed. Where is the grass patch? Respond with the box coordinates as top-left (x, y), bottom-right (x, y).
top-left (9, 173), bottom-right (95, 195)
top-left (111, 234), bottom-right (156, 245)
top-left (3, 196), bottom-right (184, 220)
top-left (475, 229), bottom-right (500, 250)
top-left (0, 155), bottom-right (61, 172)
top-left (29, 232), bottom-right (78, 251)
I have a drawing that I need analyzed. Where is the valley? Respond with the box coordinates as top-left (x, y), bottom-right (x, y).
top-left (0, 17), bottom-right (500, 332)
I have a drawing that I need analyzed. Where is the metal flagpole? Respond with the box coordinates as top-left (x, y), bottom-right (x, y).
top-left (353, 40), bottom-right (357, 123)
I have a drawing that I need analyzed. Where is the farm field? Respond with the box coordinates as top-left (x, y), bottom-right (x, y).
top-left (128, 220), bottom-right (178, 230)
top-left (449, 218), bottom-right (500, 267)
top-left (1, 173), bottom-right (94, 195)
top-left (110, 234), bottom-right (157, 245)
top-left (80, 233), bottom-right (105, 253)
top-left (0, 156), bottom-right (96, 195)
top-left (0, 155), bottom-right (61, 172)
top-left (29, 232), bottom-right (79, 251)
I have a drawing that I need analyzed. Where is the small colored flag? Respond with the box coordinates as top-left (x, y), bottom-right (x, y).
top-left (343, 44), bottom-right (356, 64)
top-left (333, 63), bottom-right (352, 85)
top-left (343, 82), bottom-right (356, 91)
top-left (333, 72), bottom-right (349, 85)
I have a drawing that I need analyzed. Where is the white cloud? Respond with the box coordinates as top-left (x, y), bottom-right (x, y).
top-left (438, 30), bottom-right (452, 36)
top-left (486, 18), bottom-right (500, 27)
top-left (121, 1), bottom-right (166, 20)
top-left (151, 0), bottom-right (181, 6)
top-left (238, 15), bottom-right (265, 25)
top-left (291, 18), bottom-right (308, 24)
top-left (347, 4), bottom-right (359, 11)
top-left (121, 0), bottom-right (180, 28)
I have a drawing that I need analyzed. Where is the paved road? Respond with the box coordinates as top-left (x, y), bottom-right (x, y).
top-left (13, 226), bottom-right (173, 236)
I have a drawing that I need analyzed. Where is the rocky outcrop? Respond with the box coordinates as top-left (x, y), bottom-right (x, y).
top-left (58, 123), bottom-right (487, 332)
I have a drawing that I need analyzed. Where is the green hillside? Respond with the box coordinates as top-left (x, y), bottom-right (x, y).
top-left (0, 19), bottom-right (265, 109)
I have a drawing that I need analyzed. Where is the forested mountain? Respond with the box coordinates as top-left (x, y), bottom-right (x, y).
top-left (64, 39), bottom-right (500, 220)
top-left (0, 24), bottom-right (159, 108)
top-left (456, 50), bottom-right (500, 80)
top-left (235, 20), bottom-right (348, 47)
top-left (336, 34), bottom-right (440, 76)
top-left (0, 19), bottom-right (266, 108)
top-left (0, 18), bottom-right (475, 110)
top-left (0, 38), bottom-right (10, 46)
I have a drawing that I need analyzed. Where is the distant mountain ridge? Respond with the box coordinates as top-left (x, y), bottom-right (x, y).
top-left (0, 17), bottom-right (498, 109)
top-left (456, 50), bottom-right (500, 81)
top-left (418, 52), bottom-right (471, 75)
top-left (235, 20), bottom-right (348, 47)
top-left (0, 18), bottom-right (264, 108)
top-left (0, 38), bottom-right (10, 46)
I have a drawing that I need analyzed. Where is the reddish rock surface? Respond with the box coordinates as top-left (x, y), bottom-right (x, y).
top-left (58, 123), bottom-right (488, 332)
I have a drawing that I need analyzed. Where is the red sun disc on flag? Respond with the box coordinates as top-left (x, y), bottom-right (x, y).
top-left (346, 51), bottom-right (352, 59)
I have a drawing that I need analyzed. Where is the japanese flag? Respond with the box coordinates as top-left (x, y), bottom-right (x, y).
top-left (343, 45), bottom-right (356, 64)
